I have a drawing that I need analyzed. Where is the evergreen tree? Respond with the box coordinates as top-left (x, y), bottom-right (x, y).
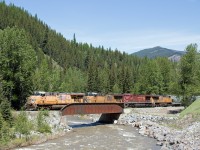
top-left (0, 80), bottom-right (12, 124)
top-left (0, 27), bottom-right (36, 108)
top-left (59, 67), bottom-right (87, 92)
top-left (97, 66), bottom-right (109, 93)
top-left (0, 99), bottom-right (12, 124)
top-left (179, 44), bottom-right (199, 106)
top-left (87, 57), bottom-right (98, 92)
top-left (156, 57), bottom-right (173, 94)
top-left (138, 60), bottom-right (163, 94)
top-left (0, 113), bottom-right (4, 130)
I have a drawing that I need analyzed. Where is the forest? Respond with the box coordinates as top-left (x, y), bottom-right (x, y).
top-left (0, 1), bottom-right (200, 111)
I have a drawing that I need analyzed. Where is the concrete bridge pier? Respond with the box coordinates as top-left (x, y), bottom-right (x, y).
top-left (98, 113), bottom-right (121, 123)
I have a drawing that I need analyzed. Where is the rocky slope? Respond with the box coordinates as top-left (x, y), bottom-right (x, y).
top-left (117, 107), bottom-right (200, 150)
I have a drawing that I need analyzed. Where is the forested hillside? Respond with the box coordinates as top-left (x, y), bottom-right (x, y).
top-left (0, 2), bottom-right (200, 109)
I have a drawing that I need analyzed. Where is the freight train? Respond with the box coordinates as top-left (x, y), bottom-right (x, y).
top-left (25, 91), bottom-right (176, 110)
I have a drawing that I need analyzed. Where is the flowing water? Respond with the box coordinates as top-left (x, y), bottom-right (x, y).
top-left (16, 115), bottom-right (160, 150)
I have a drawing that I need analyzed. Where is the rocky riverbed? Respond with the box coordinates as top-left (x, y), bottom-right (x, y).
top-left (117, 107), bottom-right (200, 150)
top-left (12, 107), bottom-right (200, 150)
top-left (16, 114), bottom-right (160, 150)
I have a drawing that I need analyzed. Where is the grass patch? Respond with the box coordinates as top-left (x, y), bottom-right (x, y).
top-left (180, 99), bottom-right (200, 117)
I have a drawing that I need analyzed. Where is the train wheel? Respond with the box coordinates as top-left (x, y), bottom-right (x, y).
top-left (46, 106), bottom-right (51, 110)
top-left (131, 104), bottom-right (135, 108)
top-left (124, 103), bottom-right (129, 108)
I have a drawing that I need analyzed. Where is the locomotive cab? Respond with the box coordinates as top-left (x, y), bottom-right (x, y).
top-left (25, 91), bottom-right (46, 110)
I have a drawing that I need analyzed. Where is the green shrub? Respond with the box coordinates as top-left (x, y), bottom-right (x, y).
top-left (37, 110), bottom-right (51, 133)
top-left (40, 109), bottom-right (49, 116)
top-left (0, 120), bottom-right (12, 144)
top-left (0, 113), bottom-right (3, 130)
top-left (14, 111), bottom-right (33, 140)
top-left (0, 98), bottom-right (12, 125)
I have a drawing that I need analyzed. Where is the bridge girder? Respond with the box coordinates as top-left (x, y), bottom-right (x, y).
top-left (61, 103), bottom-right (124, 115)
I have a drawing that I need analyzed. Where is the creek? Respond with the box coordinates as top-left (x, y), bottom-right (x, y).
top-left (16, 115), bottom-right (160, 150)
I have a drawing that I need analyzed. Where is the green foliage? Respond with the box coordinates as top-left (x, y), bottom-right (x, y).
top-left (37, 110), bottom-right (51, 133)
top-left (119, 65), bottom-right (133, 93)
top-left (97, 67), bottom-right (109, 93)
top-left (14, 111), bottom-right (33, 139)
top-left (32, 56), bottom-right (62, 92)
top-left (0, 85), bottom-right (13, 145)
top-left (0, 99), bottom-right (12, 124)
top-left (137, 59), bottom-right (164, 94)
top-left (179, 44), bottom-right (199, 106)
top-left (156, 57), bottom-right (173, 94)
top-left (0, 27), bottom-right (36, 108)
top-left (0, 113), bottom-right (4, 131)
top-left (40, 109), bottom-right (49, 116)
top-left (112, 83), bottom-right (121, 93)
top-left (59, 67), bottom-right (87, 92)
top-left (87, 57), bottom-right (99, 92)
top-left (0, 119), bottom-right (12, 144)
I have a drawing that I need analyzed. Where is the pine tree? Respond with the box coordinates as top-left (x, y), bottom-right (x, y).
top-left (0, 99), bottom-right (12, 124)
top-left (179, 44), bottom-right (199, 106)
top-left (138, 60), bottom-right (163, 94)
top-left (0, 113), bottom-right (4, 130)
top-left (0, 27), bottom-right (36, 108)
top-left (0, 80), bottom-right (12, 124)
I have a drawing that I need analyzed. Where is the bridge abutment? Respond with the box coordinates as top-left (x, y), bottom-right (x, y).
top-left (98, 113), bottom-right (121, 123)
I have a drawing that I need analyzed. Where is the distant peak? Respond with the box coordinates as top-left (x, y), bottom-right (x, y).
top-left (153, 46), bottom-right (162, 48)
top-left (132, 46), bottom-right (185, 60)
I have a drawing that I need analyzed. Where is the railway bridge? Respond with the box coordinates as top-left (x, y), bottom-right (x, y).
top-left (61, 103), bottom-right (124, 123)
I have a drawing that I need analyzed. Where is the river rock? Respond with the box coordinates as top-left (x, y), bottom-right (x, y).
top-left (156, 141), bottom-right (163, 146)
top-left (118, 108), bottom-right (200, 150)
top-left (139, 127), bottom-right (146, 135)
top-left (157, 134), bottom-right (165, 141)
top-left (160, 145), bottom-right (169, 150)
top-left (114, 120), bottom-right (118, 124)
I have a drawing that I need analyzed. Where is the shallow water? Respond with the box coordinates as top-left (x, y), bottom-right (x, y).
top-left (16, 116), bottom-right (160, 150)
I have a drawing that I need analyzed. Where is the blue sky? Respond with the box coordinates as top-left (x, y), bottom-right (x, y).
top-left (4, 0), bottom-right (200, 53)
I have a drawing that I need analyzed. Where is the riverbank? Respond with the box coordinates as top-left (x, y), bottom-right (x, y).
top-left (0, 111), bottom-right (72, 150)
top-left (117, 106), bottom-right (200, 149)
top-left (2, 106), bottom-right (199, 149)
top-left (16, 114), bottom-right (160, 150)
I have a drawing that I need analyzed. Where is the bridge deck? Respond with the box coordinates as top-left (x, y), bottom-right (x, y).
top-left (61, 103), bottom-right (124, 115)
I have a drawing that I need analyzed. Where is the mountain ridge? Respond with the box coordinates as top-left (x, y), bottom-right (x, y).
top-left (132, 46), bottom-right (185, 61)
